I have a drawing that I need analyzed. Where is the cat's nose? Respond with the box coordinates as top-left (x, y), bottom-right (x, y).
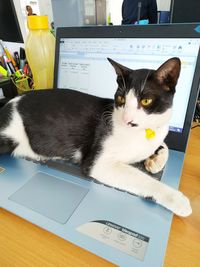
top-left (123, 113), bottom-right (138, 127)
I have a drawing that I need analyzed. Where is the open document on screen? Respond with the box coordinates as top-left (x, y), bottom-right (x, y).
top-left (57, 38), bottom-right (200, 133)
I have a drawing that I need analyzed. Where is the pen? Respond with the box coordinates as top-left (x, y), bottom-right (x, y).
top-left (14, 69), bottom-right (23, 79)
top-left (0, 50), bottom-right (6, 69)
top-left (7, 59), bottom-right (16, 74)
top-left (20, 47), bottom-right (26, 70)
top-left (3, 55), bottom-right (12, 75)
top-left (23, 63), bottom-right (28, 75)
top-left (14, 51), bottom-right (20, 68)
top-left (0, 40), bottom-right (18, 71)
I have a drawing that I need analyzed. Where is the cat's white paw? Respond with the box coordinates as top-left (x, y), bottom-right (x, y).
top-left (163, 191), bottom-right (192, 217)
top-left (144, 145), bottom-right (168, 174)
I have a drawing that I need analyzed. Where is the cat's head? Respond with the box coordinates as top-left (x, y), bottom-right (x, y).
top-left (108, 57), bottom-right (181, 129)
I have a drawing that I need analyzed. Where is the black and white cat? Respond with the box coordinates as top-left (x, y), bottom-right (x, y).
top-left (0, 57), bottom-right (192, 217)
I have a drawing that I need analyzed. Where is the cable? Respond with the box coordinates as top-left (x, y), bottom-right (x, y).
top-left (191, 124), bottom-right (200, 129)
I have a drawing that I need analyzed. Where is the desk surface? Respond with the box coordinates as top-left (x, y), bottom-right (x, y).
top-left (0, 126), bottom-right (199, 267)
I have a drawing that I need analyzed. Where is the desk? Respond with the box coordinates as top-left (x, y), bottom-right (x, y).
top-left (0, 126), bottom-right (199, 267)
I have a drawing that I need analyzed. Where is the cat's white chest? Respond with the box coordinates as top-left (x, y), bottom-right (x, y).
top-left (101, 125), bottom-right (168, 164)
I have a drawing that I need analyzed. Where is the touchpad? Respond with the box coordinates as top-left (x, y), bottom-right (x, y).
top-left (9, 172), bottom-right (89, 224)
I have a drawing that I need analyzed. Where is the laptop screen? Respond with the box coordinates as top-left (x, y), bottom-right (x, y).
top-left (54, 24), bottom-right (200, 152)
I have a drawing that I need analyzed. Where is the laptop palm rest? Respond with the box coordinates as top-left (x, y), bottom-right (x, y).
top-left (9, 172), bottom-right (89, 224)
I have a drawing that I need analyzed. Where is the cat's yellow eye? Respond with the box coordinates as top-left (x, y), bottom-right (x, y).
top-left (117, 95), bottom-right (125, 105)
top-left (141, 98), bottom-right (153, 107)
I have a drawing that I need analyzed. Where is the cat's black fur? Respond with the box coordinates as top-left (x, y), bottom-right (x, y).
top-left (16, 89), bottom-right (114, 174)
top-left (0, 104), bottom-right (17, 153)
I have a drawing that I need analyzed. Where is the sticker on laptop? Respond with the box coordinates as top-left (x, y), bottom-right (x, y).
top-left (0, 167), bottom-right (5, 173)
top-left (77, 220), bottom-right (149, 261)
top-left (194, 25), bottom-right (200, 33)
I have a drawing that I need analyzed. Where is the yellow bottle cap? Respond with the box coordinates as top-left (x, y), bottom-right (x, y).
top-left (27, 15), bottom-right (49, 30)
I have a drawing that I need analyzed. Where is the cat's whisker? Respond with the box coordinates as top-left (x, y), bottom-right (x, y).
top-left (121, 73), bottom-right (127, 92)
top-left (141, 70), bottom-right (151, 92)
top-left (118, 86), bottom-right (124, 93)
top-left (101, 110), bottom-right (113, 126)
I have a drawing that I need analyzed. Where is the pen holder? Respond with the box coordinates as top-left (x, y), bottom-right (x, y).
top-left (15, 77), bottom-right (31, 95)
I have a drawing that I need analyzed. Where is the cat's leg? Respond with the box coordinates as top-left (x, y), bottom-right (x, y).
top-left (90, 160), bottom-right (192, 217)
top-left (144, 143), bottom-right (168, 174)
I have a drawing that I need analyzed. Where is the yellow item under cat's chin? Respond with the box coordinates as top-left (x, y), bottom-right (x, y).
top-left (145, 128), bottom-right (156, 139)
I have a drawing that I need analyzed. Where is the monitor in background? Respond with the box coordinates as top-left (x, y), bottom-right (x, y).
top-left (170, 0), bottom-right (200, 23)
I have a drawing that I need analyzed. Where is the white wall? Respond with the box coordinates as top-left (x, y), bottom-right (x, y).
top-left (106, 0), bottom-right (123, 25)
top-left (157, 0), bottom-right (171, 11)
top-left (13, 0), bottom-right (27, 41)
top-left (38, 0), bottom-right (54, 24)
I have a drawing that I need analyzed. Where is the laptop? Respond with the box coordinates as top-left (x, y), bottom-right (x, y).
top-left (0, 24), bottom-right (200, 267)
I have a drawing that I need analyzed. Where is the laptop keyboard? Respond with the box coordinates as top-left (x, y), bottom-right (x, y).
top-left (34, 159), bottom-right (163, 197)
top-left (40, 159), bottom-right (163, 180)
top-left (132, 161), bottom-right (163, 181)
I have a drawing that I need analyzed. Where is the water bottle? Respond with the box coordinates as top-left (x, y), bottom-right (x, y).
top-left (25, 15), bottom-right (55, 89)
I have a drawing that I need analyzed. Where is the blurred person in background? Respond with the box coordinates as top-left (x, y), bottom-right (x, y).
top-left (122, 0), bottom-right (158, 24)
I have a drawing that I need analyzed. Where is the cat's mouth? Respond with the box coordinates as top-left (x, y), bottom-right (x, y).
top-left (128, 121), bottom-right (138, 127)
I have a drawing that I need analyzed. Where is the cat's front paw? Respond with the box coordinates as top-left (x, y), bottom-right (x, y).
top-left (164, 191), bottom-right (192, 217)
top-left (144, 145), bottom-right (168, 174)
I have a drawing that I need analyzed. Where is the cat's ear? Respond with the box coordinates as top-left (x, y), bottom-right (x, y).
top-left (107, 58), bottom-right (132, 77)
top-left (155, 57), bottom-right (181, 91)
